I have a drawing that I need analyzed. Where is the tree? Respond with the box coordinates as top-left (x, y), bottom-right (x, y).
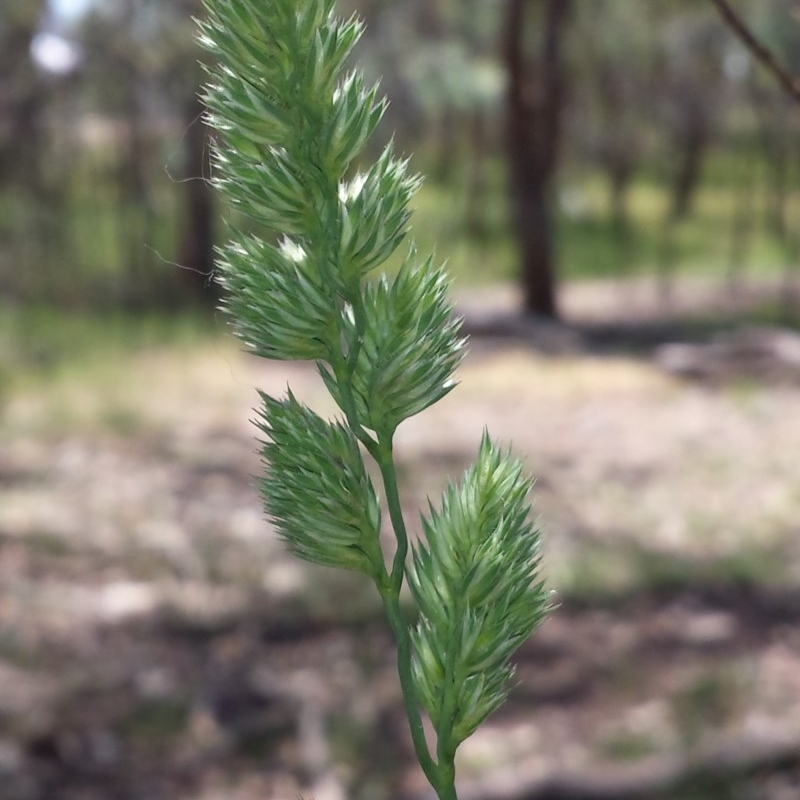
top-left (76, 0), bottom-right (217, 307)
top-left (0, 0), bottom-right (47, 180)
top-left (0, 0), bottom-right (55, 299)
top-left (504, 0), bottom-right (571, 319)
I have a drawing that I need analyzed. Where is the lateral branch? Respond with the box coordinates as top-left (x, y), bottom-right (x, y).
top-left (709, 0), bottom-right (800, 104)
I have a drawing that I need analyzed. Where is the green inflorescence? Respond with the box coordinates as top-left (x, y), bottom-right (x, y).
top-left (198, 1), bottom-right (551, 798)
top-left (410, 434), bottom-right (550, 755)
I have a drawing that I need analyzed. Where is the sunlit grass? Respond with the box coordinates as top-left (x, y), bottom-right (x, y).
top-left (0, 306), bottom-right (230, 436)
top-left (401, 152), bottom-right (800, 287)
top-left (2, 306), bottom-right (219, 374)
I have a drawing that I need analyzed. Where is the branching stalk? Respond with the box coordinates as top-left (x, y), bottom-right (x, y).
top-left (199, 1), bottom-right (550, 798)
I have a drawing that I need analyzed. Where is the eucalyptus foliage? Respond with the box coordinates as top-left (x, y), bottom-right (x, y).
top-left (199, 1), bottom-right (550, 798)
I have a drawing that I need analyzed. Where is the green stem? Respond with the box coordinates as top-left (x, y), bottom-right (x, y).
top-left (328, 298), bottom-right (380, 461)
top-left (374, 431), bottom-right (432, 777)
top-left (326, 295), bottom-right (448, 794)
top-left (324, 217), bottom-right (456, 799)
top-left (434, 600), bottom-right (463, 794)
top-left (377, 439), bottom-right (408, 594)
top-left (379, 582), bottom-right (441, 793)
top-left (376, 438), bottom-right (457, 800)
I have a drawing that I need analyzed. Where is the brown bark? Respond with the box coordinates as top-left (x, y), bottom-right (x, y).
top-left (0, 1), bottom-right (46, 179)
top-left (464, 109), bottom-right (488, 237)
top-left (505, 0), bottom-right (571, 319)
top-left (669, 100), bottom-right (711, 222)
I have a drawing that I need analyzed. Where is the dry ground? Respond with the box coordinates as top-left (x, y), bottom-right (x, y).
top-left (1, 280), bottom-right (800, 800)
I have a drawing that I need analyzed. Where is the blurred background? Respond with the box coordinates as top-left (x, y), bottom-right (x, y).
top-left (2, 0), bottom-right (800, 799)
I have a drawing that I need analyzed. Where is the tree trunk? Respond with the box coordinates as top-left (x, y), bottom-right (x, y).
top-left (669, 108), bottom-right (710, 222)
top-left (504, 0), bottom-right (570, 319)
top-left (464, 109), bottom-right (489, 238)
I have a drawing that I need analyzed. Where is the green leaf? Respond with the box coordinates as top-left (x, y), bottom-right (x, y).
top-left (409, 433), bottom-right (550, 748)
top-left (257, 392), bottom-right (383, 575)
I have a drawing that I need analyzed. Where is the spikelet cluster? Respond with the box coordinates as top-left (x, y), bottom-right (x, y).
top-left (409, 434), bottom-right (550, 749)
top-left (200, 0), bottom-right (464, 574)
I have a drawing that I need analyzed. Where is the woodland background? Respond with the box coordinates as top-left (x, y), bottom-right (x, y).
top-left (2, 1), bottom-right (800, 799)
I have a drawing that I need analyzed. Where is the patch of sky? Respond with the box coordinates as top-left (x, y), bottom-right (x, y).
top-left (32, 0), bottom-right (97, 74)
top-left (50, 0), bottom-right (97, 22)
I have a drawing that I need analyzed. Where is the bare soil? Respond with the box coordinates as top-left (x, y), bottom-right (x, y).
top-left (1, 281), bottom-right (800, 800)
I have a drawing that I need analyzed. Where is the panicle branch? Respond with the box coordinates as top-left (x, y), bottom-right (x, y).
top-left (199, 1), bottom-right (549, 797)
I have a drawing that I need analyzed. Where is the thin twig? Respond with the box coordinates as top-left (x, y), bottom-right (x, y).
top-left (708, 0), bottom-right (800, 104)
